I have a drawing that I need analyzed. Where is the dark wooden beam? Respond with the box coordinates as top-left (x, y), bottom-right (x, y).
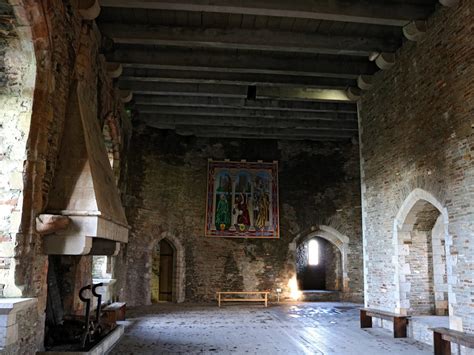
top-left (100, 24), bottom-right (399, 57)
top-left (121, 81), bottom-right (247, 97)
top-left (120, 81), bottom-right (351, 101)
top-left (138, 114), bottom-right (358, 130)
top-left (170, 125), bottom-right (355, 140)
top-left (133, 95), bottom-right (358, 113)
top-left (135, 105), bottom-right (357, 121)
top-left (108, 48), bottom-right (378, 79)
top-left (100, 0), bottom-right (434, 26)
top-left (120, 68), bottom-right (355, 89)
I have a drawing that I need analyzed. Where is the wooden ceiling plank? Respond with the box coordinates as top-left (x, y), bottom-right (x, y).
top-left (134, 105), bottom-right (358, 121)
top-left (108, 47), bottom-right (378, 79)
top-left (132, 95), bottom-right (358, 113)
top-left (100, 23), bottom-right (399, 56)
top-left (138, 114), bottom-right (358, 130)
top-left (119, 69), bottom-right (355, 89)
top-left (120, 80), bottom-right (352, 101)
top-left (100, 0), bottom-right (433, 26)
top-left (171, 125), bottom-right (356, 139)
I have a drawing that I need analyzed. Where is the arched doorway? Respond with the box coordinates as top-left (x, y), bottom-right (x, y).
top-left (296, 237), bottom-right (343, 291)
top-left (148, 232), bottom-right (185, 304)
top-left (394, 189), bottom-right (451, 317)
top-left (151, 239), bottom-right (175, 302)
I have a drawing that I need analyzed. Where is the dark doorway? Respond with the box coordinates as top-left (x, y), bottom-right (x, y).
top-left (159, 239), bottom-right (174, 301)
top-left (296, 237), bottom-right (342, 291)
top-left (151, 239), bottom-right (175, 303)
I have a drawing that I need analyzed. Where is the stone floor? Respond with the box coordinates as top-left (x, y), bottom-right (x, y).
top-left (109, 302), bottom-right (432, 355)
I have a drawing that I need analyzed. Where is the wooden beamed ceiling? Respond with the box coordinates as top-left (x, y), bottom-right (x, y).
top-left (97, 0), bottom-right (440, 141)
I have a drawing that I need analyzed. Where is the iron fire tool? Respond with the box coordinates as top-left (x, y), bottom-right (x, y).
top-left (92, 282), bottom-right (104, 327)
top-left (79, 285), bottom-right (92, 348)
top-left (79, 283), bottom-right (104, 349)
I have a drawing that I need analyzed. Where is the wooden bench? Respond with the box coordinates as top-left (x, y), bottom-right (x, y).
top-left (102, 302), bottom-right (126, 323)
top-left (431, 327), bottom-right (474, 355)
top-left (360, 308), bottom-right (409, 338)
top-left (216, 291), bottom-right (270, 307)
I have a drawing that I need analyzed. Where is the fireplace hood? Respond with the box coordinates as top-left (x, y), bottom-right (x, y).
top-left (41, 82), bottom-right (128, 255)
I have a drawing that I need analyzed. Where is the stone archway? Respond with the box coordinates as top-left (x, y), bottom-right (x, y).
top-left (149, 232), bottom-right (185, 303)
top-left (293, 225), bottom-right (350, 293)
top-left (393, 188), bottom-right (452, 317)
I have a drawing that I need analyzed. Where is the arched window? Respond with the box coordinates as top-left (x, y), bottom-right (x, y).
top-left (308, 239), bottom-right (319, 266)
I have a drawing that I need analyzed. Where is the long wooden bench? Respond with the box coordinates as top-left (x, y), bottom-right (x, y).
top-left (431, 327), bottom-right (474, 355)
top-left (216, 291), bottom-right (270, 307)
top-left (360, 308), bottom-right (409, 338)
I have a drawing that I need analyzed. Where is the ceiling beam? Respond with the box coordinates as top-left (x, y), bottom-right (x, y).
top-left (120, 81), bottom-right (247, 98)
top-left (133, 95), bottom-right (358, 113)
top-left (143, 123), bottom-right (355, 140)
top-left (135, 105), bottom-right (357, 121)
top-left (100, 0), bottom-right (433, 26)
top-left (138, 114), bottom-right (358, 130)
top-left (108, 48), bottom-right (378, 79)
top-left (120, 68), bottom-right (355, 89)
top-left (120, 81), bottom-right (352, 101)
top-left (101, 24), bottom-right (399, 57)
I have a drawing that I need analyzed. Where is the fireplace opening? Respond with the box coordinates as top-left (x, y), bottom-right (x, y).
top-left (44, 255), bottom-right (120, 352)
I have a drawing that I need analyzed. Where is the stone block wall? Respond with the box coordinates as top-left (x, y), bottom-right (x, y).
top-left (119, 129), bottom-right (363, 305)
top-left (359, 0), bottom-right (473, 332)
top-left (0, 0), bottom-right (130, 352)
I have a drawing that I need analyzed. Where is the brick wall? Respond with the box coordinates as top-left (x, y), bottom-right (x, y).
top-left (359, 0), bottom-right (473, 332)
top-left (119, 129), bottom-right (363, 305)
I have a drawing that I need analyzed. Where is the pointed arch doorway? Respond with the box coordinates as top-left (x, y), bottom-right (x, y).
top-left (151, 239), bottom-right (175, 302)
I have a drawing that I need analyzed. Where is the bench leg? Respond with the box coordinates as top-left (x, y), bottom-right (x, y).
top-left (360, 310), bottom-right (372, 328)
top-left (434, 332), bottom-right (451, 355)
top-left (265, 294), bottom-right (268, 308)
top-left (393, 318), bottom-right (407, 338)
top-left (218, 294), bottom-right (221, 308)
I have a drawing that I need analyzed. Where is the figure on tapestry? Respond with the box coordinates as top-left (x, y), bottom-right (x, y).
top-left (254, 172), bottom-right (270, 229)
top-left (215, 172), bottom-right (232, 230)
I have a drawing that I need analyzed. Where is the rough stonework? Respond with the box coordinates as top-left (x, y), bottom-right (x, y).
top-left (0, 0), bottom-right (130, 351)
top-left (359, 0), bottom-right (473, 333)
top-left (118, 129), bottom-right (363, 306)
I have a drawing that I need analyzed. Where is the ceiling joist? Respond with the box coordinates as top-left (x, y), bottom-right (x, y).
top-left (101, 24), bottom-right (399, 57)
top-left (100, 0), bottom-right (434, 26)
top-left (138, 114), bottom-right (358, 130)
top-left (109, 48), bottom-right (378, 79)
top-left (133, 95), bottom-right (358, 113)
top-left (119, 68), bottom-right (355, 89)
top-left (135, 105), bottom-right (357, 121)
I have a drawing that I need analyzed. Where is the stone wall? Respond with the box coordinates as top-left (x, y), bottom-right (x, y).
top-left (0, 0), bottom-right (130, 352)
top-left (120, 129), bottom-right (363, 306)
top-left (359, 0), bottom-right (473, 332)
top-left (0, 0), bottom-right (35, 298)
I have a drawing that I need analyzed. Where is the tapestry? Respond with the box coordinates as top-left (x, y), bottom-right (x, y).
top-left (205, 160), bottom-right (279, 238)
